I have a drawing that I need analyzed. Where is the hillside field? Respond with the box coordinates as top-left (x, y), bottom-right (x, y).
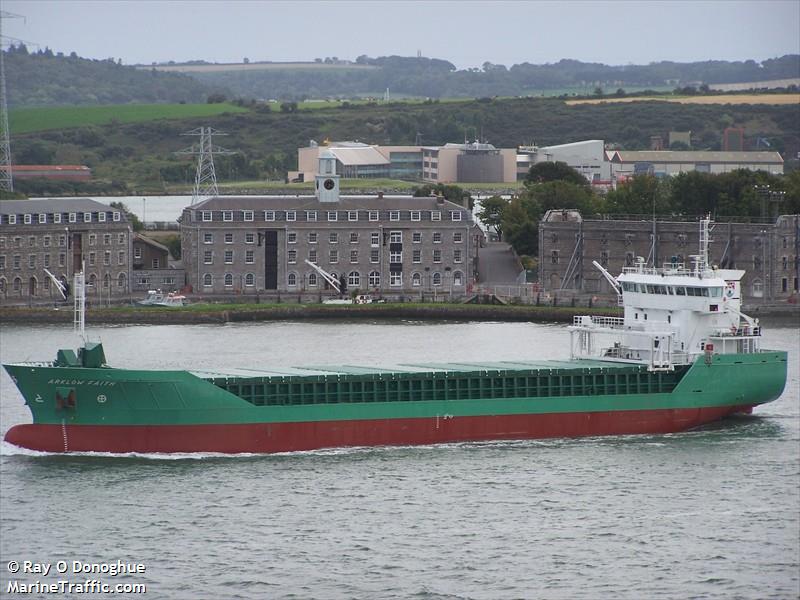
top-left (9, 103), bottom-right (250, 134)
top-left (566, 93), bottom-right (800, 106)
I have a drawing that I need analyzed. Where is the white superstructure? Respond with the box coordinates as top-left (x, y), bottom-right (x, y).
top-left (570, 217), bottom-right (761, 371)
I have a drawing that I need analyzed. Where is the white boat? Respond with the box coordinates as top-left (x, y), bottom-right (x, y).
top-left (137, 290), bottom-right (187, 307)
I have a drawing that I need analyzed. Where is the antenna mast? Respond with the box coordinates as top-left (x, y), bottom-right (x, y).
top-left (175, 127), bottom-right (236, 205)
top-left (73, 262), bottom-right (86, 343)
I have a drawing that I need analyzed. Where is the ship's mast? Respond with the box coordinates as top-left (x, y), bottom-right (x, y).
top-left (73, 261), bottom-right (86, 343)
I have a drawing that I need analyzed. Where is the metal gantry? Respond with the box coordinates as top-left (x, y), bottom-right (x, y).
top-left (0, 11), bottom-right (24, 193)
top-left (175, 127), bottom-right (236, 204)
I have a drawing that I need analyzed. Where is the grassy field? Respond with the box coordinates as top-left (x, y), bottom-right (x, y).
top-left (565, 93), bottom-right (800, 106)
top-left (9, 103), bottom-right (250, 134)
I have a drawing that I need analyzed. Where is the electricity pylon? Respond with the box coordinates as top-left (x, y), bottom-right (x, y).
top-left (175, 127), bottom-right (236, 204)
top-left (0, 11), bottom-right (24, 193)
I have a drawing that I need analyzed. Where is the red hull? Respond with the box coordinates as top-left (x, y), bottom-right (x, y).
top-left (3, 406), bottom-right (753, 454)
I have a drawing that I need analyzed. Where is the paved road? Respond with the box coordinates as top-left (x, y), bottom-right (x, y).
top-left (478, 242), bottom-right (523, 283)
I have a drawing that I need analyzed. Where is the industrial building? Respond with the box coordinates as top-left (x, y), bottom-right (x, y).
top-left (516, 140), bottom-right (611, 182)
top-left (294, 141), bottom-right (517, 184)
top-left (183, 151), bottom-right (479, 298)
top-left (538, 210), bottom-right (799, 305)
top-left (608, 150), bottom-right (784, 177)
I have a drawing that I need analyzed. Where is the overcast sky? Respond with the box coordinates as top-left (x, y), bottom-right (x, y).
top-left (3, 0), bottom-right (799, 68)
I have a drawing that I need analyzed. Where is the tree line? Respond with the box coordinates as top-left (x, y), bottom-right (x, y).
top-left (479, 164), bottom-right (800, 258)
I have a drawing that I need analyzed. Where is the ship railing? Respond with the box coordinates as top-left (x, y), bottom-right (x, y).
top-left (572, 315), bottom-right (626, 329)
top-left (620, 264), bottom-right (706, 277)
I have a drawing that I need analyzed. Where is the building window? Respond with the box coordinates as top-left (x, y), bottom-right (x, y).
top-left (601, 251), bottom-right (609, 266)
top-left (118, 273), bottom-right (127, 289)
top-left (28, 235), bottom-right (35, 247)
top-left (783, 256), bottom-right (788, 270)
top-left (104, 251), bottom-right (111, 266)
top-left (288, 249), bottom-right (297, 264)
top-left (243, 210), bottom-right (254, 222)
top-left (350, 232), bottom-right (358, 243)
top-left (306, 211), bottom-right (317, 222)
top-left (224, 273), bottom-right (233, 287)
top-left (432, 272), bottom-right (442, 286)
top-left (329, 232), bottom-right (338, 244)
top-left (38, 213), bottom-right (46, 224)
top-left (412, 272), bottom-right (422, 287)
top-left (309, 249), bottom-right (317, 263)
top-left (7, 215), bottom-right (16, 225)
top-left (134, 247), bottom-right (142, 259)
top-left (308, 273), bottom-right (318, 287)
top-left (330, 250), bottom-right (339, 264)
top-left (204, 250), bottom-right (213, 264)
top-left (88, 252), bottom-right (95, 266)
top-left (453, 232), bottom-right (463, 243)
top-left (433, 232), bottom-right (442, 244)
top-left (286, 211), bottom-right (296, 222)
top-left (390, 250), bottom-right (402, 263)
top-left (204, 233), bottom-right (213, 244)
top-left (551, 250), bottom-right (559, 264)
top-left (245, 233), bottom-right (255, 244)
top-left (431, 211), bottom-right (441, 221)
top-left (390, 272), bottom-right (402, 287)
top-left (245, 273), bottom-right (255, 286)
top-left (12, 255), bottom-right (20, 269)
top-left (453, 271), bottom-right (464, 286)
top-left (245, 250), bottom-right (254, 264)
top-left (288, 232), bottom-right (297, 244)
top-left (308, 232), bottom-right (318, 244)
top-left (118, 233), bottom-right (125, 245)
top-left (348, 211), bottom-right (358, 222)
top-left (224, 250), bottom-right (234, 264)
top-left (103, 234), bottom-right (111, 245)
top-left (24, 214), bottom-right (32, 224)
top-left (369, 211), bottom-right (379, 222)
top-left (113, 212), bottom-right (121, 222)
top-left (43, 236), bottom-right (52, 248)
top-left (54, 213), bottom-right (61, 224)
top-left (389, 211), bottom-right (400, 221)
top-left (412, 249), bottom-right (421, 263)
top-left (350, 250), bottom-right (358, 263)
top-left (201, 211), bottom-right (212, 222)
top-left (223, 211), bottom-right (233, 222)
top-left (348, 271), bottom-right (360, 287)
top-left (327, 211), bottom-right (338, 222)
top-left (370, 233), bottom-right (380, 246)
top-left (781, 277), bottom-right (788, 293)
top-left (412, 232), bottom-right (422, 243)
top-left (98, 212), bottom-right (106, 223)
top-left (225, 233), bottom-right (233, 244)
top-left (370, 249), bottom-right (379, 263)
top-left (89, 234), bottom-right (96, 246)
top-left (152, 257), bottom-right (160, 269)
top-left (59, 253), bottom-right (66, 267)
top-left (433, 249), bottom-right (441, 263)
top-left (287, 272), bottom-right (297, 287)
top-left (85, 212), bottom-right (94, 223)
top-left (118, 251), bottom-right (125, 265)
top-left (264, 210), bottom-right (275, 221)
top-left (450, 211), bottom-right (462, 221)
top-left (454, 249), bottom-right (462, 263)
top-left (0, 256), bottom-right (5, 270)
top-left (390, 231), bottom-right (402, 243)
top-left (203, 273), bottom-right (213, 287)
top-left (411, 211), bottom-right (421, 221)
top-left (13, 276), bottom-right (21, 291)
top-left (68, 213), bottom-right (76, 223)
top-left (369, 271), bottom-right (380, 287)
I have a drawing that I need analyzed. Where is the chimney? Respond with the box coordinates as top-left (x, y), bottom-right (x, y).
top-left (436, 193), bottom-right (445, 205)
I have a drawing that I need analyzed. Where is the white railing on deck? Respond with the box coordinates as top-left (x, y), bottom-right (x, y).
top-left (572, 315), bottom-right (625, 329)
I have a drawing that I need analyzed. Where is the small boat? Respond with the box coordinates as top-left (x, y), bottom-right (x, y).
top-left (137, 290), bottom-right (187, 307)
top-left (322, 294), bottom-right (384, 305)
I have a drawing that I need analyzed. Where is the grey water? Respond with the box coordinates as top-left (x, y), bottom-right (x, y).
top-left (1, 321), bottom-right (798, 599)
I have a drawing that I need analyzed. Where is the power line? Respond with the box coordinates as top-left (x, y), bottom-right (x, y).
top-left (175, 127), bottom-right (236, 204)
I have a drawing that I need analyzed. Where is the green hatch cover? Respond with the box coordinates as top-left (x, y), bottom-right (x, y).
top-left (55, 349), bottom-right (80, 367)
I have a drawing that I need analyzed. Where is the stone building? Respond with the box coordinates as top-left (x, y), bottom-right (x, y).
top-left (539, 210), bottom-right (799, 305)
top-left (0, 198), bottom-right (133, 302)
top-left (130, 233), bottom-right (185, 293)
top-left (181, 152), bottom-right (476, 298)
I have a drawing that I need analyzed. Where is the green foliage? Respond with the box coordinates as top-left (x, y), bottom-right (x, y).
top-left (110, 201), bottom-right (143, 232)
top-left (502, 195), bottom-right (542, 256)
top-left (605, 175), bottom-right (673, 214)
top-left (161, 234), bottom-right (182, 260)
top-left (3, 46), bottom-right (217, 107)
top-left (9, 104), bottom-right (249, 135)
top-left (525, 161), bottom-right (588, 186)
top-left (477, 196), bottom-right (508, 239)
top-left (413, 183), bottom-right (473, 209)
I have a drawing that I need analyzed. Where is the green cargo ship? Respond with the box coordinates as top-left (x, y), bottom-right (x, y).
top-left (2, 220), bottom-right (788, 453)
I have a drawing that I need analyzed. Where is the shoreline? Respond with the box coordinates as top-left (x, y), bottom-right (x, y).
top-left (1, 302), bottom-right (619, 325)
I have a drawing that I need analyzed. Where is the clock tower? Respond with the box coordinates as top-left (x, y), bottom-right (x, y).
top-left (315, 149), bottom-right (340, 203)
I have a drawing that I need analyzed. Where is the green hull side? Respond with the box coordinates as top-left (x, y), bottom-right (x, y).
top-left (4, 352), bottom-right (787, 427)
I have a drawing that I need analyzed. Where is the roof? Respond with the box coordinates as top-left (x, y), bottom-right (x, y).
top-left (610, 150), bottom-right (784, 164)
top-left (133, 233), bottom-right (170, 253)
top-left (328, 146), bottom-right (390, 166)
top-left (191, 194), bottom-right (467, 213)
top-left (0, 197), bottom-right (122, 215)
